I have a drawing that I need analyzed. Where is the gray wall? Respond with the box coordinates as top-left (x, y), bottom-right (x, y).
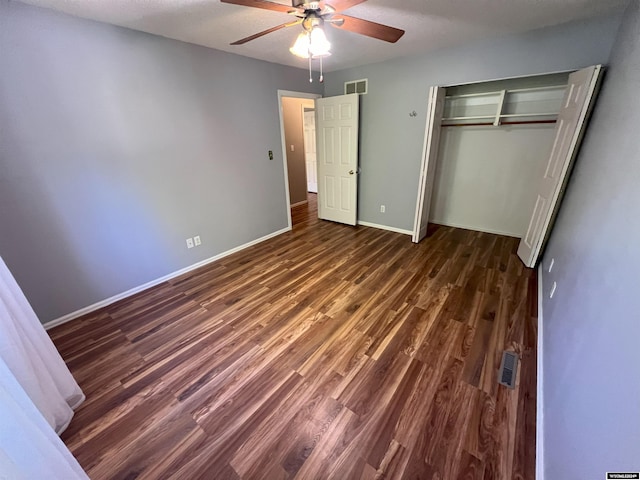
top-left (0, 0), bottom-right (321, 323)
top-left (324, 14), bottom-right (622, 231)
top-left (540, 2), bottom-right (640, 477)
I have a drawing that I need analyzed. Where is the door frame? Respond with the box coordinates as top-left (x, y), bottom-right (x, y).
top-left (278, 90), bottom-right (322, 229)
top-left (301, 105), bottom-right (317, 194)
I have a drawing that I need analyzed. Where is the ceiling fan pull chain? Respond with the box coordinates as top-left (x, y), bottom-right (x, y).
top-left (309, 54), bottom-right (313, 83)
top-left (319, 56), bottom-right (324, 83)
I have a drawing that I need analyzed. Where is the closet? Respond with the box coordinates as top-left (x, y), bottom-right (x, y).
top-left (413, 66), bottom-right (603, 267)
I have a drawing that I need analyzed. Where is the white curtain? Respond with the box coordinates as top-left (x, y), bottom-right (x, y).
top-left (0, 255), bottom-right (88, 479)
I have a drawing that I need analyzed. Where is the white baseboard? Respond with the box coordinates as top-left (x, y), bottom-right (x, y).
top-left (429, 219), bottom-right (520, 238)
top-left (357, 220), bottom-right (413, 236)
top-left (43, 227), bottom-right (291, 330)
top-left (290, 200), bottom-right (308, 208)
top-left (536, 263), bottom-right (544, 480)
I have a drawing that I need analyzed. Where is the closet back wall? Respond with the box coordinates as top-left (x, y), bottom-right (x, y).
top-left (430, 124), bottom-right (555, 237)
top-left (0, 0), bottom-right (321, 323)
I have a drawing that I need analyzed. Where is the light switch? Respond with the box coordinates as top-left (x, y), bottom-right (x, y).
top-left (290, 144), bottom-right (295, 152)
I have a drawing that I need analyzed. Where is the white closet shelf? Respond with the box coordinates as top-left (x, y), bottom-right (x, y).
top-left (446, 84), bottom-right (566, 99)
top-left (506, 85), bottom-right (567, 94)
top-left (442, 84), bottom-right (566, 127)
top-left (445, 91), bottom-right (502, 99)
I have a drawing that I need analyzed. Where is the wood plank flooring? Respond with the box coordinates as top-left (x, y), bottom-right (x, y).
top-left (51, 193), bottom-right (537, 479)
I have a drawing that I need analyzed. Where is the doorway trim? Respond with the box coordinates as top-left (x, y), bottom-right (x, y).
top-left (301, 105), bottom-right (317, 194)
top-left (278, 90), bottom-right (322, 229)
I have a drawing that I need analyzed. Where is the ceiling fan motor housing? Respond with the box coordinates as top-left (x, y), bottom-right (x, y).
top-left (302, 13), bottom-right (324, 31)
top-left (294, 1), bottom-right (322, 11)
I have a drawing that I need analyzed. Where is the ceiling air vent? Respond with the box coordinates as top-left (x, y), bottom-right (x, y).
top-left (345, 79), bottom-right (368, 95)
top-left (498, 351), bottom-right (519, 389)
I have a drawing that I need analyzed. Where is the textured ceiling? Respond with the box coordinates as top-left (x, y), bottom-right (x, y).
top-left (15, 0), bottom-right (627, 72)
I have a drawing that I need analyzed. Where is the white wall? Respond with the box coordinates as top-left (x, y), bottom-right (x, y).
top-left (324, 14), bottom-right (622, 232)
top-left (430, 125), bottom-right (556, 237)
top-left (540, 1), bottom-right (640, 477)
top-left (0, 0), bottom-right (321, 323)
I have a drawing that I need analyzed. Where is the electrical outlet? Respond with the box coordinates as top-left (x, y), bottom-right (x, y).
top-left (194, 235), bottom-right (201, 246)
top-left (186, 238), bottom-right (194, 249)
top-left (268, 150), bottom-right (274, 160)
top-left (380, 205), bottom-right (386, 213)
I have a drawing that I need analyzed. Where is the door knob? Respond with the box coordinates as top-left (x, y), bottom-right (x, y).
top-left (349, 170), bottom-right (354, 175)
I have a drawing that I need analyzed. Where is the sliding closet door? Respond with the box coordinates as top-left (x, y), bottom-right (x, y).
top-left (413, 86), bottom-right (446, 243)
top-left (517, 65), bottom-right (603, 267)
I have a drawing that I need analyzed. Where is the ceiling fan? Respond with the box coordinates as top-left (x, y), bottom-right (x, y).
top-left (221, 0), bottom-right (405, 66)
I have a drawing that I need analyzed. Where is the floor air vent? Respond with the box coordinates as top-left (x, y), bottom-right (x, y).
top-left (498, 351), bottom-right (519, 389)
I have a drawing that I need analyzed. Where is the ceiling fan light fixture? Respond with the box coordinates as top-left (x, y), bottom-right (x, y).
top-left (289, 32), bottom-right (311, 58)
top-left (309, 25), bottom-right (331, 57)
top-left (289, 24), bottom-right (331, 59)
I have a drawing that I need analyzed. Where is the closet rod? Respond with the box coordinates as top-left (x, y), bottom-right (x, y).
top-left (442, 119), bottom-right (557, 127)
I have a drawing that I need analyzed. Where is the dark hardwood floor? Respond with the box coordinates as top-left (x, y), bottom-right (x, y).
top-left (51, 192), bottom-right (537, 479)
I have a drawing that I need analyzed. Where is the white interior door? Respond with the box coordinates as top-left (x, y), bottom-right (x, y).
top-left (302, 109), bottom-right (317, 193)
top-left (316, 93), bottom-right (359, 226)
top-left (517, 65), bottom-right (603, 267)
top-left (412, 86), bottom-right (446, 243)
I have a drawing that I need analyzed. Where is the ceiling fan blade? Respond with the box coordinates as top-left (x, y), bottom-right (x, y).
top-left (221, 0), bottom-right (299, 14)
top-left (331, 14), bottom-right (404, 43)
top-left (325, 0), bottom-right (367, 13)
top-left (230, 20), bottom-right (301, 45)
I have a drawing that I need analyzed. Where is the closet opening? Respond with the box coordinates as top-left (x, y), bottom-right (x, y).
top-left (413, 66), bottom-right (603, 267)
